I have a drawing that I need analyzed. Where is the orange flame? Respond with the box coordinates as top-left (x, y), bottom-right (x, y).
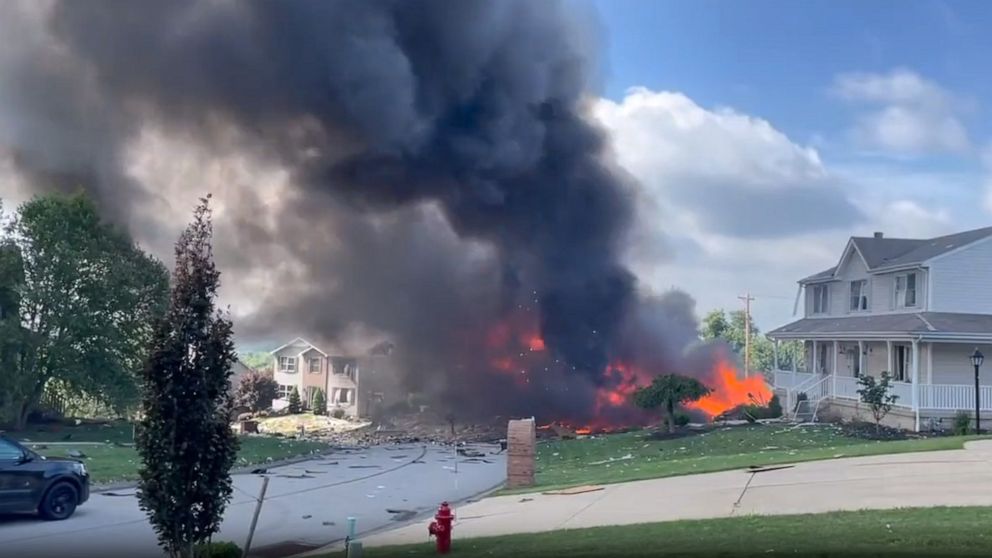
top-left (527, 335), bottom-right (546, 352)
top-left (686, 358), bottom-right (771, 417)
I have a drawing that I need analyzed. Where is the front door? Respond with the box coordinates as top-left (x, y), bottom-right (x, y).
top-left (894, 345), bottom-right (913, 382)
top-left (847, 348), bottom-right (861, 377)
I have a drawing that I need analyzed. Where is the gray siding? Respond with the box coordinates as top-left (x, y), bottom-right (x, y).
top-left (832, 250), bottom-right (869, 315)
top-left (929, 236), bottom-right (992, 314)
top-left (931, 343), bottom-right (992, 384)
top-left (868, 270), bottom-right (929, 313)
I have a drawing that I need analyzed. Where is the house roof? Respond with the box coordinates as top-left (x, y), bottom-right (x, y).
top-left (269, 337), bottom-right (327, 356)
top-left (767, 312), bottom-right (992, 341)
top-left (800, 226), bottom-right (992, 284)
top-left (850, 237), bottom-right (926, 269)
top-left (800, 266), bottom-right (837, 283)
top-left (874, 226), bottom-right (992, 269)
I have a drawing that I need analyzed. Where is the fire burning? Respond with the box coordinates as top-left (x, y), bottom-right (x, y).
top-left (686, 357), bottom-right (773, 418)
top-left (488, 313), bottom-right (771, 430)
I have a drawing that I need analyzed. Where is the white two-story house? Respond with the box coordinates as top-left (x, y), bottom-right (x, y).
top-left (768, 227), bottom-right (992, 431)
top-left (270, 337), bottom-right (361, 417)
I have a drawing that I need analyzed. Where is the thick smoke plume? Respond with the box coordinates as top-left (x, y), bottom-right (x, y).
top-left (0, 0), bottom-right (726, 423)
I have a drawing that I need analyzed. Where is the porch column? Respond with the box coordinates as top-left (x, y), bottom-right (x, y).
top-left (886, 340), bottom-right (894, 375)
top-left (793, 341), bottom-right (800, 373)
top-left (912, 339), bottom-right (920, 432)
top-left (812, 340), bottom-right (818, 374)
top-left (773, 340), bottom-right (779, 370)
top-left (857, 340), bottom-right (864, 377)
top-left (832, 340), bottom-right (838, 396)
top-left (926, 342), bottom-right (933, 384)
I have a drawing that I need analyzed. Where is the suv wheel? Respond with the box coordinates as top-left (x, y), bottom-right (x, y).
top-left (40, 481), bottom-right (79, 520)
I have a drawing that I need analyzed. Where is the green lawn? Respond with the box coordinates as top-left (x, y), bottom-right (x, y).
top-left (506, 424), bottom-right (981, 494)
top-left (326, 507), bottom-right (992, 557)
top-left (10, 421), bottom-right (329, 485)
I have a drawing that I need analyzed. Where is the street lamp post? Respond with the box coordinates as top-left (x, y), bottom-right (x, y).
top-left (971, 349), bottom-right (984, 435)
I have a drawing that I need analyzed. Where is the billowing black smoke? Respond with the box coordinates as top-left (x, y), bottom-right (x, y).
top-left (0, 0), bottom-right (721, 423)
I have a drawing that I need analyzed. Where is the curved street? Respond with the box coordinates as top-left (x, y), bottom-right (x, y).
top-left (0, 443), bottom-right (506, 558)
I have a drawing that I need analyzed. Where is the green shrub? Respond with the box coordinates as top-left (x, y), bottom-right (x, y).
top-left (954, 410), bottom-right (972, 435)
top-left (195, 541), bottom-right (242, 558)
top-left (312, 388), bottom-right (327, 416)
top-left (767, 394), bottom-right (783, 418)
top-left (743, 395), bottom-right (784, 422)
top-left (288, 386), bottom-right (302, 414)
top-left (332, 408), bottom-right (345, 419)
top-left (663, 411), bottom-right (690, 429)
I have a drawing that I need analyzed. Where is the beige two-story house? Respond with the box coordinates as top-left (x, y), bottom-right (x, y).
top-left (768, 227), bottom-right (992, 431)
top-left (270, 337), bottom-right (361, 417)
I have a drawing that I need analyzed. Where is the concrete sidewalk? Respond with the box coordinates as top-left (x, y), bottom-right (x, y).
top-left (361, 440), bottom-right (992, 548)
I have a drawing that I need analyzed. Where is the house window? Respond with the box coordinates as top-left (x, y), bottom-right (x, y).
top-left (278, 356), bottom-right (297, 373)
top-left (333, 388), bottom-right (354, 405)
top-left (276, 384), bottom-right (294, 399)
top-left (309, 358), bottom-right (321, 373)
top-left (894, 345), bottom-right (912, 382)
top-left (849, 280), bottom-right (868, 311)
top-left (895, 273), bottom-right (917, 308)
top-left (332, 358), bottom-right (358, 379)
top-left (812, 285), bottom-right (829, 314)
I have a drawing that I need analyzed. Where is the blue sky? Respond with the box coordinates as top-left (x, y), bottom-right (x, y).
top-left (585, 0), bottom-right (992, 331)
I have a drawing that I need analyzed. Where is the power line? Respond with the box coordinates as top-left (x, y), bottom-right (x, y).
top-left (738, 292), bottom-right (755, 378)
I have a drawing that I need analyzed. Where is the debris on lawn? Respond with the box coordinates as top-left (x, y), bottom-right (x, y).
top-left (67, 449), bottom-right (87, 458)
top-left (542, 485), bottom-right (605, 495)
top-left (256, 414), bottom-right (371, 437)
top-left (588, 453), bottom-right (633, 466)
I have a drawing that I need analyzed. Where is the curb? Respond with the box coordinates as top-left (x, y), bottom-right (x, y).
top-left (294, 475), bottom-right (508, 557)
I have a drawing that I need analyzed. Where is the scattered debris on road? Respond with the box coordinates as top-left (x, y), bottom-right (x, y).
top-left (542, 485), bottom-right (605, 495)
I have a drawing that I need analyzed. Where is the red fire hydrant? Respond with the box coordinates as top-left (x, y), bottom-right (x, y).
top-left (428, 501), bottom-right (455, 554)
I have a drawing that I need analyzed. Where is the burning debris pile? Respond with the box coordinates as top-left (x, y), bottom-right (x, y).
top-left (3, 0), bottom-right (769, 430)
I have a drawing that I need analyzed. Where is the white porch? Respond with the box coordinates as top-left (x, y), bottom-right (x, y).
top-left (768, 339), bottom-right (992, 431)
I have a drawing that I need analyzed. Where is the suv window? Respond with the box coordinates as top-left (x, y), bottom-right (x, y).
top-left (0, 438), bottom-right (24, 460)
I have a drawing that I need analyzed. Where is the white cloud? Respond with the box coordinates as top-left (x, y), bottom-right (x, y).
top-left (594, 87), bottom-right (962, 330)
top-left (594, 88), bottom-right (860, 240)
top-left (833, 69), bottom-right (970, 155)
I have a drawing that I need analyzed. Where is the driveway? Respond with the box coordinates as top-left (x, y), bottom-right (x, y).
top-left (0, 443), bottom-right (506, 558)
top-left (363, 440), bottom-right (992, 547)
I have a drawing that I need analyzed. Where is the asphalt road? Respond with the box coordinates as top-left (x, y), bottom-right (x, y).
top-left (0, 443), bottom-right (506, 558)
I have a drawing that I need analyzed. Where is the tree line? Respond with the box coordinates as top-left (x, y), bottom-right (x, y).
top-left (0, 194), bottom-right (169, 428)
top-left (700, 308), bottom-right (804, 373)
top-left (2, 192), bottom-right (238, 557)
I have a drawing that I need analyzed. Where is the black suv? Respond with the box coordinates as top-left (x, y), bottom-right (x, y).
top-left (0, 434), bottom-right (90, 520)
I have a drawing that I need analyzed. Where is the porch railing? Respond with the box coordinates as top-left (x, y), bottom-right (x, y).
top-left (834, 375), bottom-right (859, 400)
top-left (919, 384), bottom-right (992, 411)
top-left (774, 372), bottom-right (992, 412)
top-left (772, 370), bottom-right (815, 390)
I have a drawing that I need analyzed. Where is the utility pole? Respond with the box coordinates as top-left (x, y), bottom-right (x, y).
top-left (738, 292), bottom-right (755, 377)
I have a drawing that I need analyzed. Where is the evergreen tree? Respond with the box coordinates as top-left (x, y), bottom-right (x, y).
top-left (136, 197), bottom-right (239, 558)
top-left (312, 388), bottom-right (327, 416)
top-left (288, 386), bottom-right (302, 414)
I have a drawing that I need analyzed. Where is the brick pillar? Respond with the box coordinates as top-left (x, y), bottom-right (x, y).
top-left (506, 418), bottom-right (536, 489)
